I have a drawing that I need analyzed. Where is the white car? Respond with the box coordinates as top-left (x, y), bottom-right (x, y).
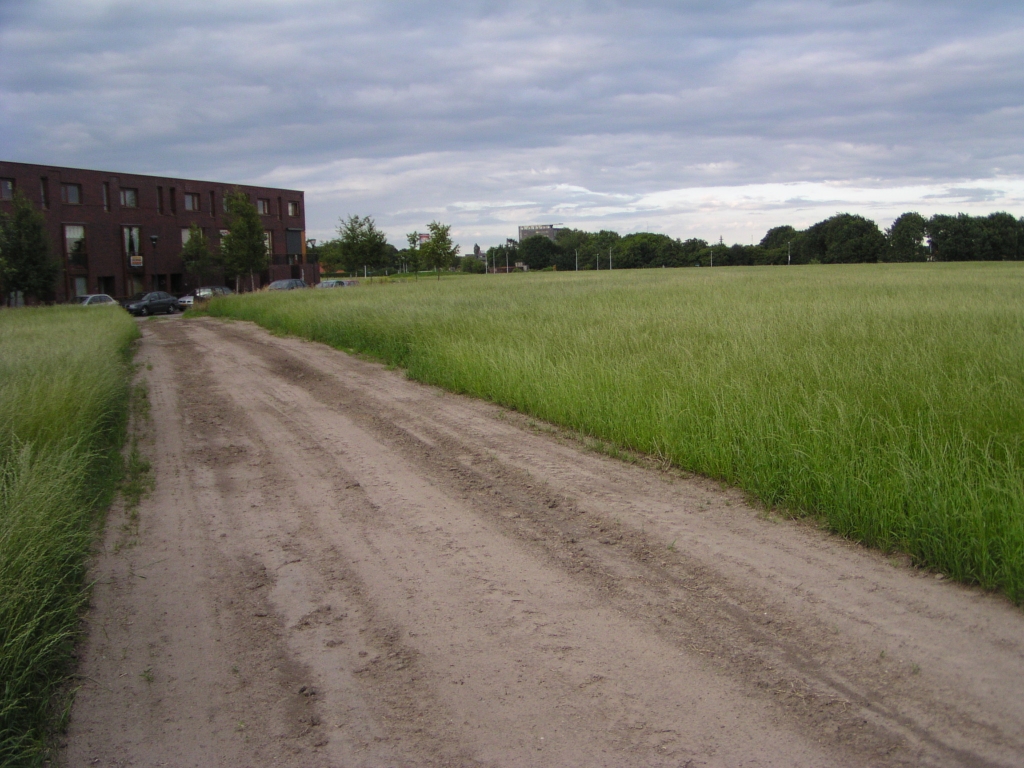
top-left (72, 294), bottom-right (117, 306)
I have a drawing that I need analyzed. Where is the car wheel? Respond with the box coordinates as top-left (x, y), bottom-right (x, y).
top-left (140, 307), bottom-right (149, 316)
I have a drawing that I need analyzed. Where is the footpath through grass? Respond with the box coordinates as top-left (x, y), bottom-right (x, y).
top-left (207, 263), bottom-right (1024, 601)
top-left (0, 306), bottom-right (138, 765)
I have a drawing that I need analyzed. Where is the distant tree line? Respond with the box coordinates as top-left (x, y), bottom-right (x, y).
top-left (491, 211), bottom-right (1024, 272)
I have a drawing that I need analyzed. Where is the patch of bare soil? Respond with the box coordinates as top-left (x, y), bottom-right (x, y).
top-left (61, 315), bottom-right (1024, 767)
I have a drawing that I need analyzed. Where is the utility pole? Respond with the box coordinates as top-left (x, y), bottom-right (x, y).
top-left (575, 249), bottom-right (578, 271)
top-left (787, 241), bottom-right (791, 265)
top-left (609, 248), bottom-right (612, 270)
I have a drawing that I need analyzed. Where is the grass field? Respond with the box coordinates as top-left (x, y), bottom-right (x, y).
top-left (0, 306), bottom-right (139, 765)
top-left (206, 263), bottom-right (1024, 602)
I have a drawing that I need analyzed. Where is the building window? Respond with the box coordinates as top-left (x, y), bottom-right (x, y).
top-left (65, 225), bottom-right (86, 261)
top-left (1, 179), bottom-right (15, 200)
top-left (184, 192), bottom-right (200, 212)
top-left (40, 178), bottom-right (49, 209)
top-left (210, 191), bottom-right (216, 217)
top-left (264, 230), bottom-right (273, 255)
top-left (120, 188), bottom-right (138, 208)
top-left (102, 183), bottom-right (110, 211)
top-left (123, 226), bottom-right (143, 267)
top-left (257, 198), bottom-right (270, 215)
top-left (222, 194), bottom-right (229, 213)
top-left (74, 276), bottom-right (88, 297)
top-left (181, 227), bottom-right (193, 245)
top-left (61, 183), bottom-right (82, 205)
top-left (169, 187), bottom-right (177, 214)
top-left (157, 186), bottom-right (164, 214)
top-left (288, 201), bottom-right (299, 217)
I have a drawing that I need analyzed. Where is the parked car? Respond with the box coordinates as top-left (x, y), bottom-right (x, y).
top-left (72, 294), bottom-right (117, 306)
top-left (267, 279), bottom-right (307, 290)
top-left (195, 286), bottom-right (234, 300)
top-left (317, 279), bottom-right (358, 288)
top-left (122, 291), bottom-right (179, 316)
top-left (180, 286), bottom-right (234, 307)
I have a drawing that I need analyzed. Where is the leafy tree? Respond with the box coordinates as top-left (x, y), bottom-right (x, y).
top-left (927, 214), bottom-right (977, 261)
top-left (316, 238), bottom-right (346, 274)
top-left (486, 241), bottom-right (517, 272)
top-left (885, 212), bottom-right (929, 262)
top-left (518, 235), bottom-right (560, 270)
top-left (222, 190), bottom-right (269, 291)
top-left (460, 254), bottom-right (486, 273)
top-left (180, 223), bottom-right (220, 284)
top-left (977, 212), bottom-right (1022, 261)
top-left (405, 232), bottom-right (424, 277)
top-left (338, 215), bottom-right (388, 275)
top-left (760, 225), bottom-right (798, 250)
top-left (801, 213), bottom-right (886, 264)
top-left (0, 190), bottom-right (58, 305)
top-left (420, 221), bottom-right (459, 279)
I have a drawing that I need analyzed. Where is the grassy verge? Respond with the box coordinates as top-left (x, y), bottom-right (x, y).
top-left (205, 263), bottom-right (1024, 602)
top-left (0, 306), bottom-right (139, 765)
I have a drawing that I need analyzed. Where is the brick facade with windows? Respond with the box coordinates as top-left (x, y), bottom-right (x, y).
top-left (0, 160), bottom-right (312, 301)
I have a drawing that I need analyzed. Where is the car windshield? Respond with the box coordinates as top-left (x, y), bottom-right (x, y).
top-left (128, 293), bottom-right (146, 302)
top-left (72, 296), bottom-right (89, 304)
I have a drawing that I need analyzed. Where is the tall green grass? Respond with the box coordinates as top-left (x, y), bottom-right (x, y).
top-left (208, 263), bottom-right (1024, 601)
top-left (0, 306), bottom-right (139, 765)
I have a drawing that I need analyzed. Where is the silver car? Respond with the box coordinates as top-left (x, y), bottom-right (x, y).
top-left (72, 294), bottom-right (117, 306)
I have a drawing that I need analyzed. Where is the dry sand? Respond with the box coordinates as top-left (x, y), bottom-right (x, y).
top-left (61, 314), bottom-right (1024, 767)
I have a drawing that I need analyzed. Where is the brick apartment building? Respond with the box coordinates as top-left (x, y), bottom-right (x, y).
top-left (0, 160), bottom-right (316, 301)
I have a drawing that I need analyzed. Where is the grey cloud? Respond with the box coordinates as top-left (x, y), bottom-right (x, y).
top-left (2, 0), bottom-right (1023, 247)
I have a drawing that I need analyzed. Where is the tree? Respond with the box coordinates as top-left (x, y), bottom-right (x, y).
top-left (759, 225), bottom-right (798, 250)
top-left (404, 232), bottom-right (424, 278)
top-left (518, 235), bottom-right (560, 270)
top-left (801, 213), bottom-right (886, 264)
top-left (885, 213), bottom-right (928, 262)
top-left (459, 254), bottom-right (486, 273)
top-left (221, 190), bottom-right (269, 292)
top-left (0, 191), bottom-right (58, 305)
top-left (420, 221), bottom-right (459, 279)
top-left (338, 215), bottom-right (388, 276)
top-left (180, 223), bottom-right (219, 285)
top-left (317, 238), bottom-right (346, 274)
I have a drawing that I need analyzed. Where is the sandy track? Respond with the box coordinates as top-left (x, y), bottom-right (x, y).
top-left (62, 315), bottom-right (1024, 767)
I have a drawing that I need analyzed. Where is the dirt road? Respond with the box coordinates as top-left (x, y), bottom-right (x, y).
top-left (62, 315), bottom-right (1024, 767)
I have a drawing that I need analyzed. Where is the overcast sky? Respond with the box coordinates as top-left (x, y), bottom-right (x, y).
top-left (2, 1), bottom-right (1023, 250)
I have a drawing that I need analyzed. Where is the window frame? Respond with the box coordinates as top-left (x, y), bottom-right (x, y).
top-left (61, 183), bottom-right (82, 205)
top-left (64, 224), bottom-right (87, 261)
top-left (123, 225), bottom-right (143, 267)
top-left (288, 200), bottom-right (299, 217)
top-left (1, 178), bottom-right (16, 200)
top-left (120, 188), bottom-right (139, 209)
top-left (257, 198), bottom-right (270, 215)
